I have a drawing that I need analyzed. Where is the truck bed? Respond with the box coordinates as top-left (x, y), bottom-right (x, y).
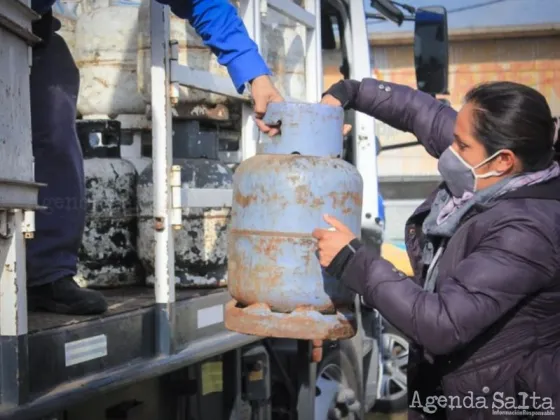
top-left (2, 285), bottom-right (261, 420)
top-left (28, 287), bottom-right (223, 332)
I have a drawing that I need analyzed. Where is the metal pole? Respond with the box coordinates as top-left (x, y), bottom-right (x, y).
top-left (326, 0), bottom-right (354, 72)
top-left (0, 210), bottom-right (30, 406)
top-left (304, 0), bottom-right (322, 102)
top-left (347, 0), bottom-right (384, 400)
top-left (348, 0), bottom-right (379, 224)
top-left (223, 349), bottom-right (242, 420)
top-left (296, 340), bottom-right (316, 419)
top-left (150, 1), bottom-right (176, 355)
top-left (239, 0), bottom-right (261, 160)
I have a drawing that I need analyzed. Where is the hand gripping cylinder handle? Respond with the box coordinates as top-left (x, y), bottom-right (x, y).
top-left (259, 102), bottom-right (345, 157)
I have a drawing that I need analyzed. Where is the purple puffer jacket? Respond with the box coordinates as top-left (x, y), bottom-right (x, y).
top-left (338, 79), bottom-right (560, 419)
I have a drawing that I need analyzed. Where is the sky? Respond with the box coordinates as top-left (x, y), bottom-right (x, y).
top-left (365, 0), bottom-right (560, 34)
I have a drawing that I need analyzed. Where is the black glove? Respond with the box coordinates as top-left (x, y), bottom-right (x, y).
top-left (322, 80), bottom-right (361, 110)
top-left (325, 238), bottom-right (363, 280)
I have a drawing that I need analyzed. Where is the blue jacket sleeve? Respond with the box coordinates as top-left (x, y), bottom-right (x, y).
top-left (31, 0), bottom-right (56, 14)
top-left (157, 0), bottom-right (271, 94)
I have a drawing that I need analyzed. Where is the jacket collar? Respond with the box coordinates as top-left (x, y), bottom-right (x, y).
top-left (499, 176), bottom-right (560, 201)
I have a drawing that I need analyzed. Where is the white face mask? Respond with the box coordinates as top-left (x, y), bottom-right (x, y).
top-left (438, 147), bottom-right (505, 197)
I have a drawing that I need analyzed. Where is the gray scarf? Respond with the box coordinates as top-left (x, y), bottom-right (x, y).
top-left (421, 162), bottom-right (560, 292)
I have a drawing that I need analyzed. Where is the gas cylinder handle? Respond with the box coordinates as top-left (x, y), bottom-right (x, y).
top-left (259, 102), bottom-right (345, 158)
top-left (262, 102), bottom-right (287, 129)
top-left (261, 102), bottom-right (304, 155)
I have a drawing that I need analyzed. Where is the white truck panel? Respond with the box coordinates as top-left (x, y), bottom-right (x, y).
top-left (0, 0), bottom-right (37, 206)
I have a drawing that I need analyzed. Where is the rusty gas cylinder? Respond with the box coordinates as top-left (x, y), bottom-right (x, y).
top-left (225, 102), bottom-right (363, 340)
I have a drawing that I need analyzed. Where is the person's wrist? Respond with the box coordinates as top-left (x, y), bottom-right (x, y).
top-left (250, 75), bottom-right (270, 86)
top-left (323, 81), bottom-right (351, 109)
top-left (325, 238), bottom-right (363, 280)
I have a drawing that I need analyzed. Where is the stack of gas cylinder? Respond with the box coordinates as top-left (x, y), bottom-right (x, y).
top-left (56, 3), bottom-right (365, 342)
top-left (55, 0), bottom-right (307, 118)
top-left (49, 0), bottom-right (308, 289)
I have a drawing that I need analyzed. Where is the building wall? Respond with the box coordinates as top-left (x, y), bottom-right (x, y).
top-left (323, 34), bottom-right (560, 177)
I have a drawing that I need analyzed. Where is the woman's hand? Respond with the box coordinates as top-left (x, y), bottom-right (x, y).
top-left (320, 95), bottom-right (353, 136)
top-left (312, 214), bottom-right (356, 267)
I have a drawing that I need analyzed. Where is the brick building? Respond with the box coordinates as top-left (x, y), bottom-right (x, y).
top-left (323, 23), bottom-right (560, 177)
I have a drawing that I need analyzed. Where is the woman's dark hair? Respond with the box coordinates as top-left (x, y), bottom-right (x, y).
top-left (464, 81), bottom-right (555, 172)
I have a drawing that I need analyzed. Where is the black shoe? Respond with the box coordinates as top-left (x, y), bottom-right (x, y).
top-left (28, 277), bottom-right (108, 315)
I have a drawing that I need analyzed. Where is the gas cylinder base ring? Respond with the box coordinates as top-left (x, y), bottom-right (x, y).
top-left (224, 300), bottom-right (357, 340)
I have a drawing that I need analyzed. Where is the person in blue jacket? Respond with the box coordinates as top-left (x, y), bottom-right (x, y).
top-left (27, 0), bottom-right (283, 315)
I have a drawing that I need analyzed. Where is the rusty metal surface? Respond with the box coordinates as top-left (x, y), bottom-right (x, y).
top-left (63, 0), bottom-right (307, 118)
top-left (173, 103), bottom-right (230, 121)
top-left (76, 158), bottom-right (141, 288)
top-left (228, 154), bottom-right (363, 314)
top-left (137, 158), bottom-right (233, 288)
top-left (226, 103), bottom-right (363, 340)
top-left (260, 102), bottom-right (346, 157)
top-left (224, 300), bottom-right (357, 341)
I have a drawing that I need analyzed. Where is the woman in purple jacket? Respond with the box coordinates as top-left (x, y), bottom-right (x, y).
top-left (313, 79), bottom-right (560, 419)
